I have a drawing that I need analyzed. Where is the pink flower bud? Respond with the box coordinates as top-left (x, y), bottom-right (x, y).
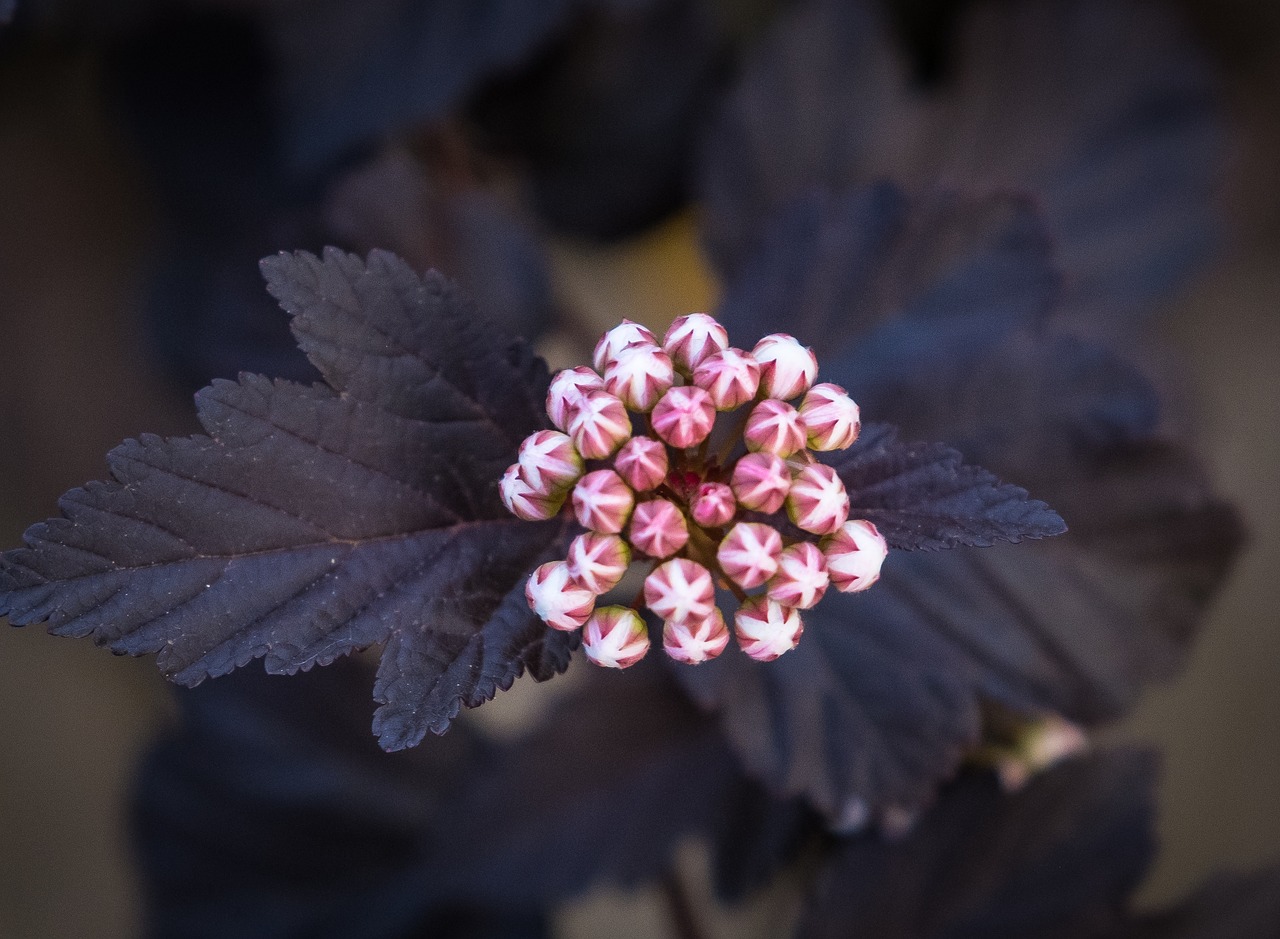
top-left (786, 463), bottom-right (849, 535)
top-left (663, 313), bottom-right (729, 373)
top-left (517, 430), bottom-right (583, 494)
top-left (767, 542), bottom-right (829, 609)
top-left (650, 385), bottom-right (716, 449)
top-left (546, 366), bottom-right (605, 431)
top-left (663, 607), bottom-right (730, 664)
top-left (614, 437), bottom-right (669, 491)
top-left (717, 521), bottom-right (783, 589)
top-left (525, 561), bottom-right (595, 631)
top-left (823, 519), bottom-right (888, 593)
top-left (690, 482), bottom-right (737, 528)
top-left (753, 334), bottom-right (818, 400)
top-left (692, 347), bottom-right (760, 410)
top-left (566, 531), bottom-right (632, 594)
top-left (603, 343), bottom-right (675, 412)
top-left (644, 558), bottom-right (716, 625)
top-left (593, 319), bottom-right (659, 372)
top-left (730, 452), bottom-right (791, 513)
top-left (799, 382), bottom-right (861, 451)
top-left (582, 605), bottom-right (650, 669)
top-left (744, 399), bottom-right (806, 457)
top-left (733, 596), bottom-right (804, 661)
top-left (571, 469), bottom-right (635, 533)
top-left (500, 464), bottom-right (564, 521)
top-left (628, 498), bottom-right (689, 559)
top-left (568, 390), bottom-right (632, 460)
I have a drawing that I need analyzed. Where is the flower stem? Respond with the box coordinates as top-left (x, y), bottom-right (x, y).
top-left (661, 870), bottom-right (705, 939)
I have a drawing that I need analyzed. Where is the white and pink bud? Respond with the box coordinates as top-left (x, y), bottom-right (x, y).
top-left (799, 383), bottom-right (861, 451)
top-left (692, 347), bottom-right (761, 410)
top-left (663, 313), bottom-right (729, 374)
top-left (823, 519), bottom-right (888, 593)
top-left (663, 607), bottom-right (730, 664)
top-left (593, 319), bottom-right (659, 372)
top-left (786, 463), bottom-right (850, 535)
top-left (744, 399), bottom-right (806, 457)
top-left (644, 558), bottom-right (717, 625)
top-left (730, 452), bottom-right (791, 514)
top-left (567, 390), bottom-right (632, 460)
top-left (571, 469), bottom-right (635, 534)
top-left (525, 561), bottom-right (595, 631)
top-left (717, 521), bottom-right (783, 590)
top-left (500, 465), bottom-right (564, 521)
top-left (690, 482), bottom-right (737, 528)
top-left (650, 385), bottom-right (716, 449)
top-left (767, 542), bottom-right (829, 609)
top-left (546, 366), bottom-right (605, 431)
top-left (733, 596), bottom-right (804, 662)
top-left (629, 498), bottom-right (690, 559)
top-left (566, 531), bottom-right (632, 594)
top-left (603, 343), bottom-right (675, 412)
top-left (517, 430), bottom-right (583, 494)
top-left (753, 334), bottom-right (818, 400)
top-left (613, 437), bottom-right (669, 491)
top-left (582, 606), bottom-right (650, 669)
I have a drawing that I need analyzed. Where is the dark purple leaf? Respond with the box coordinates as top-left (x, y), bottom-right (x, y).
top-left (0, 250), bottom-right (574, 750)
top-left (716, 184), bottom-right (1059, 354)
top-left (266, 0), bottom-right (579, 170)
top-left (420, 661), bottom-right (765, 904)
top-left (701, 0), bottom-right (1223, 333)
top-left (470, 0), bottom-right (727, 239)
top-left (324, 148), bottom-right (554, 341)
top-left (795, 751), bottom-right (1157, 939)
top-left (833, 422), bottom-right (1066, 551)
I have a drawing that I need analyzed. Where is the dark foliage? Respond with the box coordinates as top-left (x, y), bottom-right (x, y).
top-left (0, 250), bottom-right (575, 749)
top-left (701, 0), bottom-right (1222, 335)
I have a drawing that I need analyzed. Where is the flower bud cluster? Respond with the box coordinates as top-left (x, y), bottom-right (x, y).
top-left (502, 314), bottom-right (887, 668)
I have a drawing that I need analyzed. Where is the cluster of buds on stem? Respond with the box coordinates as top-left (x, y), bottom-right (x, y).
top-left (503, 314), bottom-right (888, 669)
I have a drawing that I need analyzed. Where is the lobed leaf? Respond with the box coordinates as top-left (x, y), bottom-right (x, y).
top-left (833, 423), bottom-right (1066, 551)
top-left (0, 250), bottom-right (574, 749)
top-left (701, 0), bottom-right (1222, 334)
top-left (795, 751), bottom-right (1157, 939)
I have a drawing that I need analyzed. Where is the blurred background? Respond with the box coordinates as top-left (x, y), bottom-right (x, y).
top-left (1, 0), bottom-right (1278, 936)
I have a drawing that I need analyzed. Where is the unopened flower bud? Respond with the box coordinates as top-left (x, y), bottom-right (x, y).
top-left (744, 399), bottom-right (806, 457)
top-left (571, 469), bottom-right (634, 533)
top-left (823, 519), bottom-right (888, 593)
top-left (566, 531), bottom-right (632, 594)
top-left (500, 465), bottom-right (564, 521)
top-left (517, 430), bottom-right (583, 494)
top-left (525, 561), bottom-right (595, 631)
top-left (547, 366), bottom-right (605, 431)
top-left (650, 385), bottom-right (716, 449)
top-left (717, 521), bottom-right (783, 589)
top-left (767, 542), bottom-right (829, 609)
top-left (644, 558), bottom-right (716, 624)
top-left (753, 334), bottom-right (818, 400)
top-left (734, 596), bottom-right (804, 661)
top-left (730, 452), bottom-right (791, 513)
top-left (582, 606), bottom-right (650, 668)
top-left (690, 482), bottom-right (736, 528)
top-left (663, 607), bottom-right (730, 664)
top-left (629, 498), bottom-right (689, 558)
top-left (604, 343), bottom-right (675, 412)
top-left (663, 313), bottom-right (729, 374)
top-left (799, 383), bottom-right (861, 451)
top-left (568, 390), bottom-right (632, 460)
top-left (614, 437), bottom-right (669, 491)
top-left (786, 463), bottom-right (849, 535)
top-left (593, 319), bottom-right (659, 372)
top-left (692, 347), bottom-right (760, 410)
